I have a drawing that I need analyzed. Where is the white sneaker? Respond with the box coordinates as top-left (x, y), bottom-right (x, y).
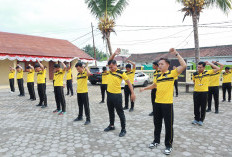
top-left (164, 147), bottom-right (173, 155)
top-left (149, 142), bottom-right (159, 149)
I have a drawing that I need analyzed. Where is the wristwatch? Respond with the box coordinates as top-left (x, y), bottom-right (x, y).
top-left (175, 53), bottom-right (179, 56)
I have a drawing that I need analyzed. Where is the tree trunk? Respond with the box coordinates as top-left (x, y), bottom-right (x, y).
top-left (106, 32), bottom-right (112, 56)
top-left (192, 11), bottom-right (200, 65)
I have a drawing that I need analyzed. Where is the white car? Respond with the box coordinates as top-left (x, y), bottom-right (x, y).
top-left (121, 72), bottom-right (150, 87)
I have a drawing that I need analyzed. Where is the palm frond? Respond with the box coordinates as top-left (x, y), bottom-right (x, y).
top-left (111, 0), bottom-right (129, 19)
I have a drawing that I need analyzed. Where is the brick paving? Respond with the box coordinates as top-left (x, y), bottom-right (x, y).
top-left (0, 84), bottom-right (232, 157)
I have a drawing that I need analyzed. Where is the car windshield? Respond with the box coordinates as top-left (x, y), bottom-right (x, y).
top-left (90, 68), bottom-right (99, 73)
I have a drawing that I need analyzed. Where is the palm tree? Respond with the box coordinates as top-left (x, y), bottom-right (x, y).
top-left (85, 0), bottom-right (129, 55)
top-left (177, 0), bottom-right (232, 64)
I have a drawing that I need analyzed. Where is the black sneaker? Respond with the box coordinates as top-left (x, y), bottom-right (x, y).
top-left (149, 112), bottom-right (154, 116)
top-left (74, 117), bottom-right (83, 121)
top-left (84, 120), bottom-right (91, 125)
top-left (99, 101), bottom-right (104, 104)
top-left (164, 147), bottom-right (173, 155)
top-left (215, 110), bottom-right (219, 114)
top-left (31, 99), bottom-right (36, 101)
top-left (222, 100), bottom-right (225, 102)
top-left (66, 94), bottom-right (69, 96)
top-left (104, 126), bottom-right (115, 132)
top-left (36, 104), bottom-right (42, 107)
top-left (41, 105), bottom-right (47, 108)
top-left (70, 94), bottom-right (73, 97)
top-left (119, 129), bottom-right (126, 137)
top-left (123, 107), bottom-right (128, 110)
top-left (149, 142), bottom-right (159, 149)
top-left (206, 109), bottom-right (211, 112)
top-left (129, 108), bottom-right (134, 112)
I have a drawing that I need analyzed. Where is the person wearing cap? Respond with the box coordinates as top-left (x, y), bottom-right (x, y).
top-left (123, 60), bottom-right (136, 112)
top-left (73, 62), bottom-right (92, 125)
top-left (149, 61), bottom-right (160, 116)
top-left (26, 64), bottom-right (36, 101)
top-left (192, 61), bottom-right (220, 126)
top-left (66, 62), bottom-right (73, 96)
top-left (222, 66), bottom-right (232, 102)
top-left (53, 62), bottom-right (67, 115)
top-left (16, 64), bottom-right (25, 96)
top-left (9, 66), bottom-right (15, 93)
top-left (34, 61), bottom-right (47, 108)
top-left (99, 66), bottom-right (108, 103)
top-left (206, 61), bottom-right (223, 113)
top-left (140, 48), bottom-right (186, 155)
top-left (104, 48), bottom-right (136, 137)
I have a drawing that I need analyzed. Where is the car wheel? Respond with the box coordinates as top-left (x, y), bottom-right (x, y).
top-left (91, 81), bottom-right (97, 85)
top-left (143, 80), bottom-right (148, 87)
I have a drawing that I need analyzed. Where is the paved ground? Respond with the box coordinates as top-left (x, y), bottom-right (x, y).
top-left (0, 83), bottom-right (232, 157)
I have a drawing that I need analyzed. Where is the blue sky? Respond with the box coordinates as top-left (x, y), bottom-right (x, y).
top-left (0, 0), bottom-right (232, 54)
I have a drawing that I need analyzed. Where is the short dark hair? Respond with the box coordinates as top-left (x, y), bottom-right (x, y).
top-left (54, 64), bottom-right (60, 68)
top-left (34, 63), bottom-right (40, 68)
top-left (225, 67), bottom-right (230, 70)
top-left (75, 62), bottom-right (83, 68)
top-left (125, 64), bottom-right (131, 69)
top-left (153, 61), bottom-right (158, 66)
top-left (159, 58), bottom-right (170, 65)
top-left (108, 60), bottom-right (117, 65)
top-left (16, 66), bottom-right (20, 69)
top-left (26, 66), bottom-right (31, 69)
top-left (102, 66), bottom-right (107, 71)
top-left (198, 61), bottom-right (206, 67)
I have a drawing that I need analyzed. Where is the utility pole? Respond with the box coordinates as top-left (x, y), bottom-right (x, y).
top-left (91, 22), bottom-right (97, 66)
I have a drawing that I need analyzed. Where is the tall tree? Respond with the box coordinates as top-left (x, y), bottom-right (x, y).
top-left (85, 0), bottom-right (129, 55)
top-left (82, 44), bottom-right (108, 61)
top-left (177, 0), bottom-right (232, 64)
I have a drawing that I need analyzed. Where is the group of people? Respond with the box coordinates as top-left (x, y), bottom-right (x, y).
top-left (8, 47), bottom-right (231, 155)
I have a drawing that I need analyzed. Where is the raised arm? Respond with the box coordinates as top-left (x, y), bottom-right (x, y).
top-left (38, 61), bottom-right (44, 71)
top-left (127, 60), bottom-right (136, 70)
top-left (205, 61), bottom-right (220, 73)
top-left (67, 62), bottom-right (71, 70)
top-left (17, 64), bottom-right (23, 69)
top-left (169, 48), bottom-right (187, 74)
top-left (60, 62), bottom-right (67, 71)
top-left (108, 48), bottom-right (121, 61)
top-left (28, 64), bottom-right (34, 70)
top-left (212, 61), bottom-right (224, 71)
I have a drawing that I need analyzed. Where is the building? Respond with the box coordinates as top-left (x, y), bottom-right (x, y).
top-left (127, 45), bottom-right (232, 69)
top-left (0, 31), bottom-right (93, 86)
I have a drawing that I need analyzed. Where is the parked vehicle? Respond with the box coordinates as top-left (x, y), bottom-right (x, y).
top-left (121, 72), bottom-right (150, 87)
top-left (88, 66), bottom-right (102, 85)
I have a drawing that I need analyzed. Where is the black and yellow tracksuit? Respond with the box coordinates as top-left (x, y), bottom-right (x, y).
top-left (208, 70), bottom-right (222, 111)
top-left (153, 69), bottom-right (179, 148)
top-left (151, 70), bottom-right (160, 113)
top-left (101, 71), bottom-right (109, 102)
top-left (37, 70), bottom-right (47, 106)
top-left (124, 69), bottom-right (135, 109)
top-left (193, 70), bottom-right (214, 122)
top-left (17, 70), bottom-right (25, 96)
top-left (27, 69), bottom-right (36, 100)
top-left (9, 70), bottom-right (15, 92)
top-left (77, 70), bottom-right (90, 121)
top-left (107, 69), bottom-right (129, 130)
top-left (54, 69), bottom-right (66, 112)
top-left (222, 71), bottom-right (232, 101)
top-left (66, 69), bottom-right (73, 96)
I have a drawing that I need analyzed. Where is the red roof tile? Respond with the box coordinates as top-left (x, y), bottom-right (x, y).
top-left (127, 45), bottom-right (232, 62)
top-left (0, 31), bottom-right (93, 60)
